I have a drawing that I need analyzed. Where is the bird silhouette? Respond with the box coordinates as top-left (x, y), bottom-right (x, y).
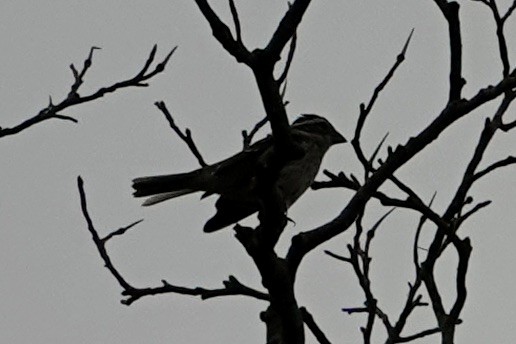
top-left (132, 114), bottom-right (345, 232)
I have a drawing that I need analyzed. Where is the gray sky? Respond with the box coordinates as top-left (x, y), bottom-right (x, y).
top-left (1, 1), bottom-right (515, 343)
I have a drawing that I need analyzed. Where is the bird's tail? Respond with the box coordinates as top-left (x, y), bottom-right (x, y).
top-left (132, 170), bottom-right (205, 206)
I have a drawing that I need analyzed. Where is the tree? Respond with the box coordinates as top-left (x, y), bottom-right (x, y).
top-left (74, 1), bottom-right (516, 343)
top-left (3, 1), bottom-right (515, 343)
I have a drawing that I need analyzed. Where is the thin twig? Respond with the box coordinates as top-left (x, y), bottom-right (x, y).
top-left (364, 208), bottom-right (394, 255)
top-left (501, 118), bottom-right (516, 131)
top-left (502, 0), bottom-right (516, 22)
top-left (102, 219), bottom-right (143, 242)
top-left (473, 0), bottom-right (513, 76)
top-left (242, 116), bottom-right (268, 149)
top-left (324, 249), bottom-right (351, 263)
top-left (154, 101), bottom-right (207, 167)
top-left (473, 156), bottom-right (516, 181)
top-left (277, 31), bottom-right (297, 85)
top-left (69, 47), bottom-right (101, 97)
top-left (342, 307), bottom-right (368, 314)
top-left (396, 327), bottom-right (441, 343)
top-left (367, 133), bottom-right (389, 174)
top-left (457, 200), bottom-right (491, 226)
top-left (228, 0), bottom-right (242, 43)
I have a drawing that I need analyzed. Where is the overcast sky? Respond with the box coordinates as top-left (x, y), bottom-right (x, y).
top-left (1, 1), bottom-right (515, 343)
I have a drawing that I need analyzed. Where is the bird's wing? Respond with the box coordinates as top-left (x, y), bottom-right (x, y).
top-left (213, 135), bottom-right (271, 174)
top-left (203, 196), bottom-right (257, 232)
top-left (210, 135), bottom-right (273, 190)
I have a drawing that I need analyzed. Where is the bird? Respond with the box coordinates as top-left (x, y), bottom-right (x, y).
top-left (132, 114), bottom-right (346, 232)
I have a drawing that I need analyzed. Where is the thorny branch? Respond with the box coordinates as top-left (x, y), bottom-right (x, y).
top-left (352, 29), bottom-right (413, 174)
top-left (287, 47), bottom-right (516, 276)
top-left (0, 45), bottom-right (176, 138)
top-left (77, 176), bottom-right (268, 305)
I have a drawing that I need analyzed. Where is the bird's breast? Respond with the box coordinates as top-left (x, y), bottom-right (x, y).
top-left (276, 148), bottom-right (324, 208)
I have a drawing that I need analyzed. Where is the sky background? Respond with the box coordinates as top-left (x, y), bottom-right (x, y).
top-left (1, 1), bottom-right (515, 343)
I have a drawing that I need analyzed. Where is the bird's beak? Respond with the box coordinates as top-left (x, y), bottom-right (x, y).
top-left (332, 131), bottom-right (347, 144)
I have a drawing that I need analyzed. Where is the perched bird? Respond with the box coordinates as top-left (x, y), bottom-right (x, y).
top-left (132, 114), bottom-right (345, 232)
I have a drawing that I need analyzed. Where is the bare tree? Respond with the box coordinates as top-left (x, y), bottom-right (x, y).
top-left (78, 1), bottom-right (516, 343)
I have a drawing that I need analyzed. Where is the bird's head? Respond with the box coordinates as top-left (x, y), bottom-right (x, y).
top-left (292, 114), bottom-right (346, 145)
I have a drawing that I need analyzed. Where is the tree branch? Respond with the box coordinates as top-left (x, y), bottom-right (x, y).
top-left (193, 0), bottom-right (252, 64)
top-left (242, 116), bottom-right (268, 149)
top-left (352, 29), bottom-right (413, 173)
top-left (277, 31), bottom-right (297, 85)
top-left (102, 219), bottom-right (143, 242)
top-left (329, 212), bottom-right (396, 343)
top-left (264, 0), bottom-right (312, 63)
top-left (154, 101), bottom-right (207, 167)
top-left (79, 176), bottom-right (269, 306)
top-left (502, 0), bottom-right (516, 21)
top-left (287, 70), bottom-right (516, 276)
top-left (433, 0), bottom-right (464, 102)
top-left (396, 327), bottom-right (441, 343)
top-left (300, 307), bottom-right (332, 344)
top-left (449, 238), bottom-right (472, 319)
top-left (0, 45), bottom-right (176, 138)
top-left (77, 176), bottom-right (135, 291)
top-left (443, 92), bottom-right (515, 223)
top-left (472, 0), bottom-right (513, 76)
top-left (473, 156), bottom-right (516, 181)
top-left (122, 276), bottom-right (269, 306)
top-left (457, 200), bottom-right (491, 226)
top-left (228, 0), bottom-right (242, 43)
